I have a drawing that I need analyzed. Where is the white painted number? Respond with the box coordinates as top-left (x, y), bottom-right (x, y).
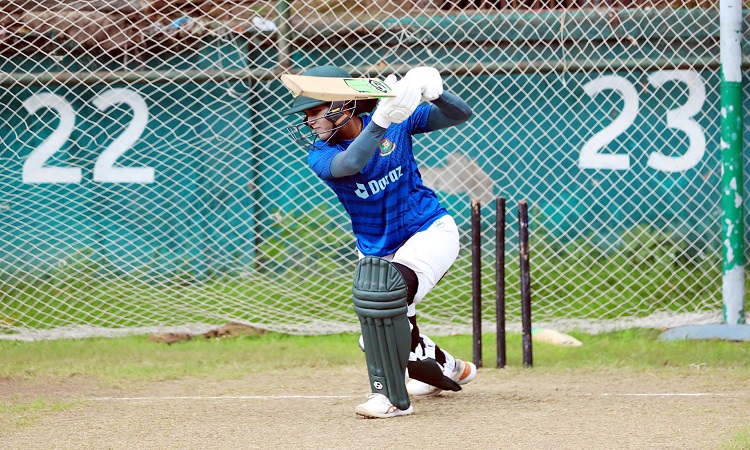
top-left (92, 88), bottom-right (153, 183)
top-left (579, 75), bottom-right (638, 170)
top-left (646, 70), bottom-right (706, 172)
top-left (579, 69), bottom-right (706, 172)
top-left (22, 93), bottom-right (82, 184)
top-left (22, 88), bottom-right (152, 184)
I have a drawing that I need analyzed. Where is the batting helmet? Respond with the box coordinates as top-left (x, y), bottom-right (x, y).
top-left (284, 65), bottom-right (359, 146)
top-left (283, 65), bottom-right (353, 115)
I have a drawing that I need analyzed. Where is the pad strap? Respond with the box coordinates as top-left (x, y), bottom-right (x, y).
top-left (407, 358), bottom-right (461, 392)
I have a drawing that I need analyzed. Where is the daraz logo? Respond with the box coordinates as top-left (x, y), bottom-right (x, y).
top-left (354, 165), bottom-right (403, 199)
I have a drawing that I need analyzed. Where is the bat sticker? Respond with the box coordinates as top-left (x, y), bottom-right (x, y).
top-left (343, 79), bottom-right (392, 95)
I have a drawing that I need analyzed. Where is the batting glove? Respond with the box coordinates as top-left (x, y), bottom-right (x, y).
top-left (404, 66), bottom-right (443, 102)
top-left (371, 74), bottom-right (422, 128)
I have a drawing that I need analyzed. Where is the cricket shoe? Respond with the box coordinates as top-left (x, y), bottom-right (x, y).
top-left (406, 359), bottom-right (476, 397)
top-left (355, 393), bottom-right (414, 419)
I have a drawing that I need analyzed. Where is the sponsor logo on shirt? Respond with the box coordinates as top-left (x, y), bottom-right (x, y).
top-left (354, 165), bottom-right (403, 199)
top-left (378, 138), bottom-right (395, 156)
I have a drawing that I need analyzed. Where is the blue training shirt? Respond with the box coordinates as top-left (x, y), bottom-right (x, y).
top-left (307, 104), bottom-right (448, 257)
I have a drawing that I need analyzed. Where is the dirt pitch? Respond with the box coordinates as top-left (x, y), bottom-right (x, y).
top-left (2, 365), bottom-right (749, 449)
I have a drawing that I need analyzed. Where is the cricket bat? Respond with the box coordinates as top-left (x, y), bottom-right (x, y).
top-left (280, 74), bottom-right (396, 101)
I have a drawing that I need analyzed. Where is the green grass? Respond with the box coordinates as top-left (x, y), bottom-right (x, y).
top-left (0, 332), bottom-right (362, 382)
top-left (2, 329), bottom-right (750, 383)
top-left (0, 399), bottom-right (80, 429)
top-left (720, 424), bottom-right (750, 450)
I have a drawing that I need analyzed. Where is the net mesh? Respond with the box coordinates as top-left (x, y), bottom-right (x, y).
top-left (0, 0), bottom-right (747, 340)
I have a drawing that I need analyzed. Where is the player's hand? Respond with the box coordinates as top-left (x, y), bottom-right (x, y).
top-left (404, 66), bottom-right (443, 102)
top-left (371, 74), bottom-right (422, 128)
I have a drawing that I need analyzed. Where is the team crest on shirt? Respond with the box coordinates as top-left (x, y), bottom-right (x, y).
top-left (378, 138), bottom-right (395, 156)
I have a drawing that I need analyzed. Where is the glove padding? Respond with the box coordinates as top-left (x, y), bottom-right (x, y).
top-left (405, 66), bottom-right (443, 102)
top-left (371, 74), bottom-right (422, 128)
top-left (406, 358), bottom-right (461, 392)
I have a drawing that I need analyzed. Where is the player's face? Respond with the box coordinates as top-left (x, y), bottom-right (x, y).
top-left (287, 100), bottom-right (355, 147)
top-left (303, 104), bottom-right (335, 142)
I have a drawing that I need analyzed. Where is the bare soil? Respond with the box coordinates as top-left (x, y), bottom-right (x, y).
top-left (1, 366), bottom-right (749, 449)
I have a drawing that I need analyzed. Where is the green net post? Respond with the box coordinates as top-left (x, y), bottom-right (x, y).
top-left (720, 0), bottom-right (745, 324)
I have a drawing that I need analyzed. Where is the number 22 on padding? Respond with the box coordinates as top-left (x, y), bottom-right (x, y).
top-left (22, 88), bottom-right (153, 184)
top-left (579, 70), bottom-right (706, 173)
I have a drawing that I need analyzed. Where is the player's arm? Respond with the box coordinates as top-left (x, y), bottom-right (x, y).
top-left (427, 92), bottom-right (472, 130)
top-left (329, 77), bottom-right (422, 178)
top-left (329, 124), bottom-right (385, 178)
top-left (404, 67), bottom-right (472, 130)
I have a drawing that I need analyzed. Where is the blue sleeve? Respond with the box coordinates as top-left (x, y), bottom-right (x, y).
top-left (407, 103), bottom-right (433, 135)
top-left (307, 142), bottom-right (339, 180)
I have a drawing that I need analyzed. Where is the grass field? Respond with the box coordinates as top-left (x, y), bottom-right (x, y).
top-left (3, 328), bottom-right (750, 381)
top-left (2, 329), bottom-right (750, 448)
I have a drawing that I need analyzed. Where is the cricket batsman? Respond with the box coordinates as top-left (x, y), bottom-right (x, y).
top-left (283, 65), bottom-right (476, 418)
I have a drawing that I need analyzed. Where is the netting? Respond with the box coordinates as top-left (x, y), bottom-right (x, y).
top-left (1, 0), bottom-right (748, 340)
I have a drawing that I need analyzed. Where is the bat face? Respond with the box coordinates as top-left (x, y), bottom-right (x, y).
top-left (281, 74), bottom-right (396, 101)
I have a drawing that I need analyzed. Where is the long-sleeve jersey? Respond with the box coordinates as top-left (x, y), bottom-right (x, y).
top-left (307, 92), bottom-right (472, 256)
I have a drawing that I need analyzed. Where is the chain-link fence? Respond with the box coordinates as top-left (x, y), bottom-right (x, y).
top-left (1, 0), bottom-right (748, 340)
